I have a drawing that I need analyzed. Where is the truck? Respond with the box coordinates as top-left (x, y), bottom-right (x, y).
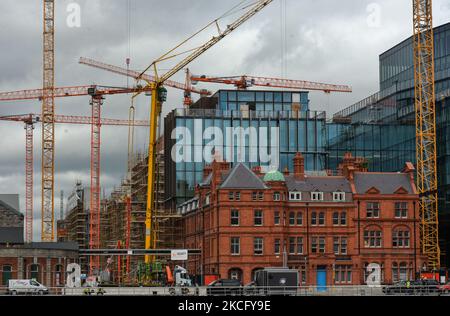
top-left (7, 279), bottom-right (49, 295)
top-left (166, 265), bottom-right (192, 286)
top-left (246, 268), bottom-right (299, 296)
top-left (166, 265), bottom-right (194, 295)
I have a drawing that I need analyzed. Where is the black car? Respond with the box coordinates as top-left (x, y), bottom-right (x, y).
top-left (411, 279), bottom-right (440, 295)
top-left (382, 281), bottom-right (414, 295)
top-left (383, 279), bottom-right (440, 295)
top-left (206, 279), bottom-right (242, 296)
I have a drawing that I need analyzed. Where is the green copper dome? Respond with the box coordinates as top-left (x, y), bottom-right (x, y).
top-left (263, 170), bottom-right (285, 182)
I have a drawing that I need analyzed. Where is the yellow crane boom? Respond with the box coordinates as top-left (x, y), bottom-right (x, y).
top-left (412, 0), bottom-right (440, 268)
top-left (140, 0), bottom-right (274, 262)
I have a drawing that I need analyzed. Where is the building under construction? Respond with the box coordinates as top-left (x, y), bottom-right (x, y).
top-left (96, 137), bottom-right (182, 283)
top-left (59, 182), bottom-right (89, 273)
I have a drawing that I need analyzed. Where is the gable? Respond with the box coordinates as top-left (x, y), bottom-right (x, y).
top-left (394, 187), bottom-right (409, 194)
top-left (365, 187), bottom-right (381, 194)
top-left (220, 163), bottom-right (268, 189)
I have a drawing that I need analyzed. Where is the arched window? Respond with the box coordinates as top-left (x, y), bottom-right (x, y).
top-left (29, 264), bottom-right (40, 282)
top-left (228, 268), bottom-right (243, 282)
top-left (55, 264), bottom-right (64, 287)
top-left (311, 212), bottom-right (317, 225)
top-left (2, 265), bottom-right (12, 286)
top-left (392, 262), bottom-right (411, 282)
top-left (251, 268), bottom-right (264, 281)
top-left (392, 229), bottom-right (410, 248)
top-left (318, 212), bottom-right (325, 225)
top-left (392, 262), bottom-right (399, 282)
top-left (363, 262), bottom-right (384, 284)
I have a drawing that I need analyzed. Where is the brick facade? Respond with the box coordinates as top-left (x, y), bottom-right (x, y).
top-left (180, 153), bottom-right (426, 286)
top-left (0, 247), bottom-right (78, 288)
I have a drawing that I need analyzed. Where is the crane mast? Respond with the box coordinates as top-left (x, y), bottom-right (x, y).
top-left (42, 0), bottom-right (55, 241)
top-left (413, 0), bottom-right (440, 268)
top-left (140, 0), bottom-right (274, 263)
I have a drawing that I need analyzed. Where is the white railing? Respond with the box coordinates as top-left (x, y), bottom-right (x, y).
top-left (0, 285), bottom-right (445, 296)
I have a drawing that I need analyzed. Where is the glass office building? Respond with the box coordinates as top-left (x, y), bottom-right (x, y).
top-left (214, 90), bottom-right (310, 112)
top-left (326, 123), bottom-right (415, 173)
top-left (332, 22), bottom-right (450, 265)
top-left (379, 22), bottom-right (450, 121)
top-left (163, 22), bottom-right (450, 265)
top-left (164, 90), bottom-right (323, 207)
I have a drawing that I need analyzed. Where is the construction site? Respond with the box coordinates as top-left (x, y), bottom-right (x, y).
top-left (1, 0), bottom-right (450, 295)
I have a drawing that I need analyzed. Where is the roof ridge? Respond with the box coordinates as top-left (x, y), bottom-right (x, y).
top-left (220, 163), bottom-right (267, 189)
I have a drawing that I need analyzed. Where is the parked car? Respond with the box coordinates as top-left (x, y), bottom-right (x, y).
top-left (382, 281), bottom-right (413, 295)
top-left (206, 279), bottom-right (242, 296)
top-left (412, 279), bottom-right (440, 295)
top-left (7, 279), bottom-right (49, 295)
top-left (439, 281), bottom-right (450, 294)
top-left (383, 279), bottom-right (440, 295)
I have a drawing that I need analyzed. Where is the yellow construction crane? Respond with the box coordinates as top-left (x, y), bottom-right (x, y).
top-left (133, 0), bottom-right (274, 263)
top-left (42, 0), bottom-right (55, 241)
top-left (412, 0), bottom-right (440, 268)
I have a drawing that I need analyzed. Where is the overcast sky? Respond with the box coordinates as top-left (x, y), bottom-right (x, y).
top-left (0, 0), bottom-right (449, 241)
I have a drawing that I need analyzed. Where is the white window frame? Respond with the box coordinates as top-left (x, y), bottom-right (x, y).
top-left (230, 237), bottom-right (240, 255)
top-left (230, 209), bottom-right (240, 226)
top-left (311, 191), bottom-right (324, 201)
top-left (289, 192), bottom-right (302, 201)
top-left (254, 237), bottom-right (264, 255)
top-left (273, 192), bottom-right (281, 201)
top-left (333, 192), bottom-right (346, 202)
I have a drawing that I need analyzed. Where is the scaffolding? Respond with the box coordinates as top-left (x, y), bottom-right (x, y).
top-left (99, 137), bottom-right (181, 283)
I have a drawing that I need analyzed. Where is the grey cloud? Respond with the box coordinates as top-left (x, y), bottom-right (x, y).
top-left (1, 0), bottom-right (449, 239)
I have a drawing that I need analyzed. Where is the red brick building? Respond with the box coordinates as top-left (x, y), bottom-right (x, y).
top-left (179, 153), bottom-right (425, 286)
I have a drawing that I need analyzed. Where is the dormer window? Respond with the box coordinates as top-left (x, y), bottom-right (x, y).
top-left (333, 192), bottom-right (346, 202)
top-left (311, 191), bottom-right (324, 201)
top-left (289, 192), bottom-right (302, 201)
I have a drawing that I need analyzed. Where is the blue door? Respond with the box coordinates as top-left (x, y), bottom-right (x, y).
top-left (316, 267), bottom-right (327, 292)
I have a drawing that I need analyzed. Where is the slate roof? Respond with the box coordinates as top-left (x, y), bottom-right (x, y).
top-left (0, 227), bottom-right (24, 244)
top-left (353, 172), bottom-right (414, 194)
top-left (0, 194), bottom-right (20, 211)
top-left (220, 163), bottom-right (268, 189)
top-left (285, 175), bottom-right (352, 192)
top-left (0, 199), bottom-right (24, 218)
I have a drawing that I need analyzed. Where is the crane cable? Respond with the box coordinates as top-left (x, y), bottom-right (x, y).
top-left (280, 0), bottom-right (287, 79)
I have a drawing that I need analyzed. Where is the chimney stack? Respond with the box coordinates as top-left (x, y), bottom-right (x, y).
top-left (293, 152), bottom-right (305, 181)
top-left (203, 164), bottom-right (212, 179)
top-left (252, 166), bottom-right (262, 176)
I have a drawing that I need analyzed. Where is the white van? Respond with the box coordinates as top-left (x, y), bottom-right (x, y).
top-left (8, 279), bottom-right (49, 295)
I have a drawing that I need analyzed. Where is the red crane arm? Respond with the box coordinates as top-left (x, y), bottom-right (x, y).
top-left (0, 114), bottom-right (149, 126)
top-left (0, 85), bottom-right (154, 102)
top-left (191, 75), bottom-right (352, 93)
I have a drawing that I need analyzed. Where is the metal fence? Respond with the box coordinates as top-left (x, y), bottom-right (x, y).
top-left (0, 285), bottom-right (446, 296)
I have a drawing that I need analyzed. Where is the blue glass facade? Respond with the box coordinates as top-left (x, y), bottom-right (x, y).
top-left (214, 90), bottom-right (310, 112)
top-left (380, 23), bottom-right (450, 120)
top-left (332, 22), bottom-right (450, 265)
top-left (326, 123), bottom-right (415, 173)
top-left (164, 90), bottom-right (323, 207)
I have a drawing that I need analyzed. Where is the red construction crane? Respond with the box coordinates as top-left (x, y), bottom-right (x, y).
top-left (0, 84), bottom-right (153, 274)
top-left (79, 57), bottom-right (212, 105)
top-left (190, 74), bottom-right (353, 93)
top-left (0, 113), bottom-right (149, 243)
